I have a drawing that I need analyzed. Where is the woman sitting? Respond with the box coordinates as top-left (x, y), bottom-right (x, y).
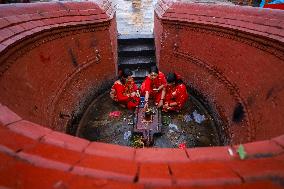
top-left (140, 66), bottom-right (167, 108)
top-left (110, 68), bottom-right (140, 110)
top-left (160, 72), bottom-right (189, 112)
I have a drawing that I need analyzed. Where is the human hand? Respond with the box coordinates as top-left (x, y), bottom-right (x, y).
top-left (144, 101), bottom-right (148, 109)
top-left (153, 88), bottom-right (159, 92)
top-left (136, 91), bottom-right (140, 97)
top-left (163, 102), bottom-right (170, 109)
top-left (157, 100), bottom-right (163, 108)
top-left (130, 92), bottom-right (136, 97)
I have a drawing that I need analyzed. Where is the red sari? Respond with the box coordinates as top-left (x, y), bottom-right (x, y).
top-left (140, 71), bottom-right (167, 103)
top-left (163, 83), bottom-right (188, 111)
top-left (110, 79), bottom-right (140, 110)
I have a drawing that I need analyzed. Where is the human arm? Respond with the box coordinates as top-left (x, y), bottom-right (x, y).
top-left (154, 84), bottom-right (164, 91)
top-left (175, 84), bottom-right (188, 109)
top-left (115, 84), bottom-right (130, 102)
top-left (133, 83), bottom-right (140, 97)
top-left (157, 87), bottom-right (166, 108)
top-left (144, 91), bottom-right (149, 109)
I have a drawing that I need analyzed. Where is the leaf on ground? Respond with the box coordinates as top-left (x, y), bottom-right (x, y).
top-left (162, 116), bottom-right (171, 125)
top-left (237, 144), bottom-right (247, 160)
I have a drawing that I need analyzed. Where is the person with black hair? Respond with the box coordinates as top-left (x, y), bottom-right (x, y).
top-left (159, 72), bottom-right (188, 112)
top-left (110, 68), bottom-right (140, 110)
top-left (140, 66), bottom-right (167, 108)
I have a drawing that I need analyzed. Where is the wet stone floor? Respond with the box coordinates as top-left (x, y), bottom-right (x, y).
top-left (77, 89), bottom-right (221, 148)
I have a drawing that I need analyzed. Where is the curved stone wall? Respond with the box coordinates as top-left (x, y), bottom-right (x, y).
top-left (0, 1), bottom-right (117, 132)
top-left (154, 0), bottom-right (284, 144)
top-left (0, 1), bottom-right (283, 188)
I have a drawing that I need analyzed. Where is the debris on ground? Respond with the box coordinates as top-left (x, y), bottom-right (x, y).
top-left (178, 142), bottom-right (186, 149)
top-left (123, 131), bottom-right (132, 141)
top-left (192, 110), bottom-right (206, 124)
top-left (109, 111), bottom-right (122, 118)
top-left (177, 115), bottom-right (184, 120)
top-left (184, 114), bottom-right (193, 122)
top-left (162, 116), bottom-right (171, 125)
top-left (90, 120), bottom-right (110, 127)
top-left (131, 135), bottom-right (144, 148)
top-left (169, 123), bottom-right (179, 131)
top-left (228, 147), bottom-right (234, 156)
top-left (237, 144), bottom-right (247, 160)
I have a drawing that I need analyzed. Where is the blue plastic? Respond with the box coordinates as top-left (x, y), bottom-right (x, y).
top-left (139, 97), bottom-right (145, 108)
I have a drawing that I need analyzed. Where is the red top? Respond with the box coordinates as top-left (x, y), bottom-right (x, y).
top-left (263, 3), bottom-right (284, 10)
top-left (110, 79), bottom-right (138, 102)
top-left (143, 71), bottom-right (166, 92)
top-left (165, 83), bottom-right (188, 109)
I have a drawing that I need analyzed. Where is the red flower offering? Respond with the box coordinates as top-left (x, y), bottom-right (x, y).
top-left (178, 143), bottom-right (186, 149)
top-left (109, 111), bottom-right (122, 118)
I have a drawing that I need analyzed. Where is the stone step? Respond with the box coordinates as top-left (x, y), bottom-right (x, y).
top-left (118, 49), bottom-right (155, 57)
top-left (118, 38), bottom-right (154, 47)
top-left (119, 43), bottom-right (155, 53)
top-left (117, 35), bottom-right (156, 70)
top-left (118, 34), bottom-right (154, 40)
top-left (118, 56), bottom-right (156, 69)
top-left (132, 69), bottom-right (149, 79)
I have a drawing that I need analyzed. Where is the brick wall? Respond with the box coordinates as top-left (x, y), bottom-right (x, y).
top-left (154, 0), bottom-right (284, 144)
top-left (0, 1), bottom-right (117, 132)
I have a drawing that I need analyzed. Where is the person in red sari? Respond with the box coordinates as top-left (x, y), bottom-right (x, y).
top-left (140, 66), bottom-right (166, 108)
top-left (160, 72), bottom-right (189, 112)
top-left (110, 69), bottom-right (140, 110)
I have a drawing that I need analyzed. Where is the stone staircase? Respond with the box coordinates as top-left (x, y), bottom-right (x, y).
top-left (118, 36), bottom-right (156, 83)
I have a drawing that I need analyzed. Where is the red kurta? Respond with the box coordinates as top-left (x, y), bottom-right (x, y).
top-left (110, 79), bottom-right (140, 110)
top-left (163, 83), bottom-right (188, 111)
top-left (140, 71), bottom-right (166, 103)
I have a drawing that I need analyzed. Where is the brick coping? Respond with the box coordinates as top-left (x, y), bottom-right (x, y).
top-left (0, 1), bottom-right (284, 187)
top-left (0, 1), bottom-right (115, 54)
top-left (0, 103), bottom-right (283, 187)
